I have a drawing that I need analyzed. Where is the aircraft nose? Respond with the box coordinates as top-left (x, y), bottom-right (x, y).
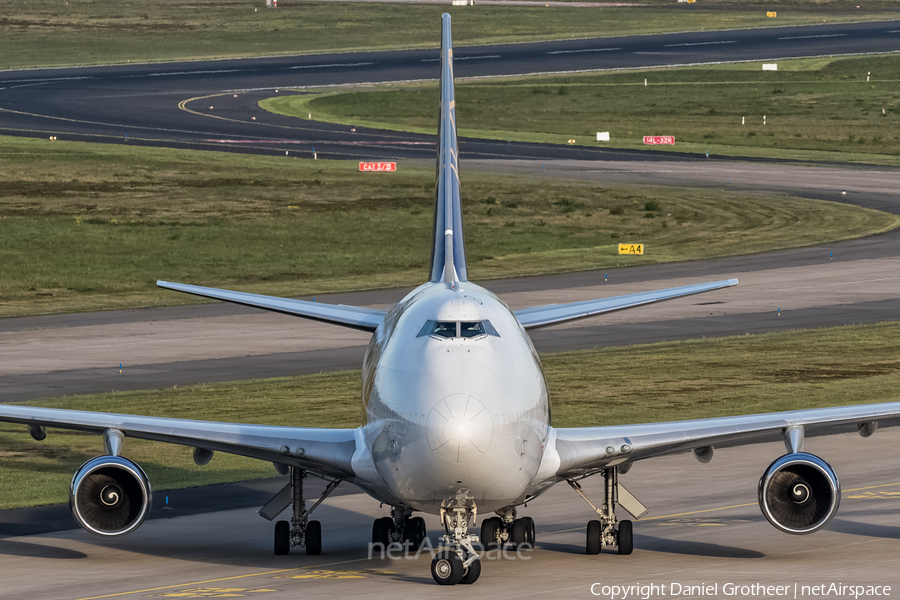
top-left (426, 394), bottom-right (493, 464)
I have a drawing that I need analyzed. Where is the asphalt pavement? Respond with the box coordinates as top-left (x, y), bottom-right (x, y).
top-left (1, 20), bottom-right (899, 160)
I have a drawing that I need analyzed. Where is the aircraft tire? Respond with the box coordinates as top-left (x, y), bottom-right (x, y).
top-left (524, 516), bottom-right (536, 546)
top-left (274, 520), bottom-right (290, 555)
top-left (480, 517), bottom-right (501, 549)
top-left (617, 520), bottom-right (634, 555)
top-left (306, 520), bottom-right (322, 555)
top-left (372, 516), bottom-right (392, 546)
top-left (405, 516), bottom-right (427, 548)
top-left (431, 550), bottom-right (464, 585)
top-left (459, 558), bottom-right (482, 584)
top-left (512, 516), bottom-right (535, 549)
top-left (586, 520), bottom-right (602, 555)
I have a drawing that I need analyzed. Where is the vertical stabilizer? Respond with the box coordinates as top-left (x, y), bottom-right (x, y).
top-left (429, 13), bottom-right (468, 283)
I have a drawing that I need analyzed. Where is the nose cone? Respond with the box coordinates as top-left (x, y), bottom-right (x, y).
top-left (426, 394), bottom-right (493, 464)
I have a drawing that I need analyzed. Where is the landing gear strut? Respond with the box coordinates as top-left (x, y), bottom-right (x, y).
top-left (480, 507), bottom-right (536, 550)
top-left (569, 467), bottom-right (634, 555)
top-left (431, 491), bottom-right (481, 585)
top-left (371, 506), bottom-right (427, 549)
top-left (261, 467), bottom-right (340, 556)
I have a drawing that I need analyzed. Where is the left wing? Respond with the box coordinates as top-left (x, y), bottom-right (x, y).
top-left (514, 278), bottom-right (738, 330)
top-left (0, 404), bottom-right (358, 481)
top-left (157, 281), bottom-right (386, 333)
top-left (551, 401), bottom-right (900, 479)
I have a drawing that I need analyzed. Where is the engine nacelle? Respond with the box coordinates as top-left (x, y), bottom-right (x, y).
top-left (70, 456), bottom-right (152, 536)
top-left (758, 452), bottom-right (840, 535)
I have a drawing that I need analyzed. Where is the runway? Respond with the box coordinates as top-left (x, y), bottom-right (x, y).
top-left (1, 430), bottom-right (898, 598)
top-left (1, 20), bottom-right (898, 160)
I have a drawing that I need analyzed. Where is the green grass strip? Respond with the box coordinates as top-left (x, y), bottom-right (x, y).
top-left (2, 321), bottom-right (899, 509)
top-left (1, 135), bottom-right (896, 317)
top-left (267, 53), bottom-right (900, 166)
top-left (2, 1), bottom-right (898, 69)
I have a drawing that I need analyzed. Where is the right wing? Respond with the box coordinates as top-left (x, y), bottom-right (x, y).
top-left (0, 403), bottom-right (359, 481)
top-left (514, 278), bottom-right (738, 330)
top-left (157, 281), bottom-right (386, 333)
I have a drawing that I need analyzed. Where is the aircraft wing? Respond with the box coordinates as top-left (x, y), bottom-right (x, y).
top-left (553, 401), bottom-right (900, 479)
top-left (514, 278), bottom-right (739, 330)
top-left (0, 404), bottom-right (358, 481)
top-left (157, 281), bottom-right (386, 333)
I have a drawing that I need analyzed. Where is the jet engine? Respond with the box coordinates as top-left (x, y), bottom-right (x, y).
top-left (758, 452), bottom-right (840, 535)
top-left (70, 456), bottom-right (152, 536)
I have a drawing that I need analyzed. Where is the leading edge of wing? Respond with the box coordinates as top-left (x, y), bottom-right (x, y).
top-left (513, 278), bottom-right (739, 330)
top-left (157, 281), bottom-right (386, 333)
top-left (0, 404), bottom-right (358, 480)
top-left (553, 401), bottom-right (900, 479)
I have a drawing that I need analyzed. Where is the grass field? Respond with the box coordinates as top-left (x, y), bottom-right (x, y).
top-left (266, 54), bottom-right (900, 165)
top-left (2, 321), bottom-right (899, 509)
top-left (1, 135), bottom-right (896, 317)
top-left (1, 0), bottom-right (897, 69)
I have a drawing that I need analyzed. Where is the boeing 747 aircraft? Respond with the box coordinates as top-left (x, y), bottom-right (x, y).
top-left (2, 14), bottom-right (900, 586)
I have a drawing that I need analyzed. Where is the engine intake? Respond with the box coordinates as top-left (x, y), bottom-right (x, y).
top-left (758, 452), bottom-right (840, 535)
top-left (70, 456), bottom-right (152, 536)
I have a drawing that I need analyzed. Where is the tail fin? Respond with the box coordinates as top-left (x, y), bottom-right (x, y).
top-left (429, 13), bottom-right (468, 283)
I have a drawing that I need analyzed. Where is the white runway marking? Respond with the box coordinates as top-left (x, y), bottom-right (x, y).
top-left (664, 40), bottom-right (737, 47)
top-left (422, 55), bottom-right (500, 62)
top-left (547, 48), bottom-right (622, 54)
top-left (778, 34), bottom-right (848, 40)
top-left (288, 62), bottom-right (374, 69)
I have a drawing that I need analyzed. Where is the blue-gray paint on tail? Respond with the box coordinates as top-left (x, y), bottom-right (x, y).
top-left (429, 13), bottom-right (468, 283)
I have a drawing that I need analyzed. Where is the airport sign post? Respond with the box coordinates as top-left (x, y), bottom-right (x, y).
top-left (643, 136), bottom-right (674, 145)
top-left (618, 243), bottom-right (644, 255)
top-left (359, 162), bottom-right (397, 172)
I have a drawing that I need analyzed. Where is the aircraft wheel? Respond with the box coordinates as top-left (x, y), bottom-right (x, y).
top-left (405, 516), bottom-right (427, 548)
top-left (511, 516), bottom-right (535, 548)
top-left (617, 520), bottom-right (634, 555)
top-left (459, 558), bottom-right (482, 584)
top-left (480, 517), bottom-right (501, 549)
top-left (372, 516), bottom-right (392, 546)
top-left (274, 520), bottom-right (290, 555)
top-left (586, 519), bottom-right (602, 555)
top-left (431, 550), bottom-right (464, 585)
top-left (306, 520), bottom-right (322, 555)
top-left (524, 516), bottom-right (536, 546)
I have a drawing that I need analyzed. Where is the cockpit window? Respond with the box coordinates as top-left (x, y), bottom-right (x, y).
top-left (459, 321), bottom-right (484, 338)
top-left (431, 321), bottom-right (457, 338)
top-left (417, 320), bottom-right (456, 338)
top-left (417, 320), bottom-right (500, 339)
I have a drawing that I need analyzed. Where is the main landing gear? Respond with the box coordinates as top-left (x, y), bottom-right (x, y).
top-left (371, 506), bottom-right (427, 549)
top-left (259, 466), bottom-right (341, 556)
top-left (568, 467), bottom-right (639, 555)
top-left (480, 507), bottom-right (535, 549)
top-left (430, 491), bottom-right (482, 585)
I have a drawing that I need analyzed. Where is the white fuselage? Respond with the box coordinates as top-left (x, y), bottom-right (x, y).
top-left (355, 281), bottom-right (552, 514)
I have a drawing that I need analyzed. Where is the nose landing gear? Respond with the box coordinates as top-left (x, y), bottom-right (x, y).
top-left (432, 491), bottom-right (482, 585)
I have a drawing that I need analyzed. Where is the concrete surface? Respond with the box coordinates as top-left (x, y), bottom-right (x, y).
top-left (1, 430), bottom-right (897, 599)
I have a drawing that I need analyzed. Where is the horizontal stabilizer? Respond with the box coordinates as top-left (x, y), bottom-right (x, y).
top-left (157, 281), bottom-right (385, 333)
top-left (514, 278), bottom-right (738, 329)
